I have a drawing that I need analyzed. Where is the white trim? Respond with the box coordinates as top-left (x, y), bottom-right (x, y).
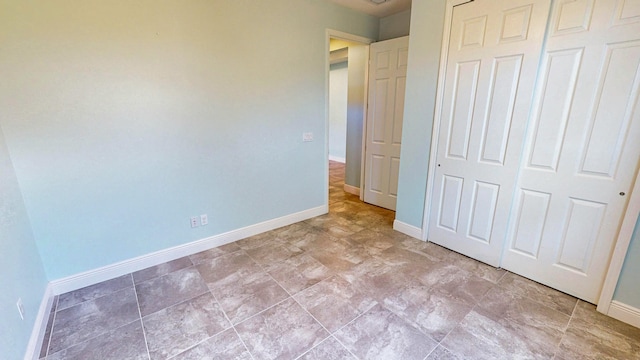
top-left (50, 205), bottom-right (327, 295)
top-left (24, 284), bottom-right (54, 360)
top-left (607, 301), bottom-right (640, 329)
top-left (328, 155), bottom-right (346, 163)
top-left (343, 184), bottom-right (360, 196)
top-left (598, 168), bottom-right (640, 312)
top-left (326, 29), bottom-right (373, 45)
top-left (359, 45), bottom-right (370, 202)
top-left (420, 0), bottom-right (469, 241)
top-left (393, 219), bottom-right (424, 240)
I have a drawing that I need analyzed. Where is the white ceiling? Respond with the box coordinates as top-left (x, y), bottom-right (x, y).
top-left (329, 0), bottom-right (412, 18)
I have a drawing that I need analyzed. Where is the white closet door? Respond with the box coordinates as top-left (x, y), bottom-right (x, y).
top-left (428, 0), bottom-right (551, 266)
top-left (502, 0), bottom-right (640, 303)
top-left (364, 36), bottom-right (409, 211)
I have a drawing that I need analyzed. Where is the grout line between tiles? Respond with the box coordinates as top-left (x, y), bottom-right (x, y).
top-left (46, 318), bottom-right (144, 359)
top-left (207, 288), bottom-right (256, 360)
top-left (46, 286), bottom-right (141, 357)
top-left (249, 250), bottom-right (360, 360)
top-left (138, 285), bottom-right (210, 319)
top-left (131, 273), bottom-right (152, 360)
top-left (324, 303), bottom-right (378, 359)
top-left (163, 320), bottom-right (237, 360)
top-left (494, 273), bottom-right (579, 318)
top-left (551, 298), bottom-right (579, 359)
top-left (55, 275), bottom-right (134, 312)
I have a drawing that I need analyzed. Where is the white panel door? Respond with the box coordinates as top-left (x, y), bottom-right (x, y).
top-left (502, 0), bottom-right (640, 302)
top-left (364, 36), bottom-right (409, 211)
top-left (428, 0), bottom-right (551, 266)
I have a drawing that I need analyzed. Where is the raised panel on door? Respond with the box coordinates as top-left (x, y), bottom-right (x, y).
top-left (579, 41), bottom-right (640, 177)
top-left (556, 198), bottom-right (606, 273)
top-left (527, 48), bottom-right (583, 171)
top-left (510, 189), bottom-right (551, 258)
top-left (479, 55), bottom-right (523, 165)
top-left (428, 0), bottom-right (551, 266)
top-left (437, 175), bottom-right (464, 232)
top-left (502, 0), bottom-right (640, 302)
top-left (447, 61), bottom-right (480, 160)
top-left (363, 36), bottom-right (409, 211)
top-left (467, 181), bottom-right (500, 243)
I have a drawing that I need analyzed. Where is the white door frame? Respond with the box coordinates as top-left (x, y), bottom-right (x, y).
top-left (325, 29), bottom-right (373, 203)
top-left (598, 167), bottom-right (640, 319)
top-left (421, 0), bottom-right (472, 241)
top-left (420, 0), bottom-right (639, 313)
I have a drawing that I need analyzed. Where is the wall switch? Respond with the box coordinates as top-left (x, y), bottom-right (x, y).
top-left (303, 132), bottom-right (314, 142)
top-left (17, 298), bottom-right (24, 320)
top-left (190, 216), bottom-right (199, 228)
top-left (200, 214), bottom-right (208, 226)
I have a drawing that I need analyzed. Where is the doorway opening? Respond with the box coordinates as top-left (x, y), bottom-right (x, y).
top-left (325, 30), bottom-right (371, 205)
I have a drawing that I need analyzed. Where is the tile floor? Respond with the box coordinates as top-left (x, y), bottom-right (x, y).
top-left (38, 161), bottom-right (640, 359)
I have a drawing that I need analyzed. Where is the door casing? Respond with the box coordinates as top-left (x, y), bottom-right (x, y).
top-left (325, 29), bottom-right (373, 205)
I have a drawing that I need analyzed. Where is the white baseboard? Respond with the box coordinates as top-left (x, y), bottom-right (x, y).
top-left (24, 284), bottom-right (54, 360)
top-left (328, 155), bottom-right (346, 163)
top-left (343, 184), bottom-right (360, 196)
top-left (393, 220), bottom-right (423, 240)
top-left (50, 205), bottom-right (328, 295)
top-left (607, 301), bottom-right (640, 329)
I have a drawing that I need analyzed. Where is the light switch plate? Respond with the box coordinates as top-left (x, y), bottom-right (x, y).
top-left (303, 132), bottom-right (314, 142)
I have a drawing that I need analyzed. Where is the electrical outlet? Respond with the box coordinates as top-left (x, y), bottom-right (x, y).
top-left (190, 216), bottom-right (199, 228)
top-left (302, 132), bottom-right (314, 142)
top-left (200, 214), bottom-right (208, 226)
top-left (17, 298), bottom-right (24, 320)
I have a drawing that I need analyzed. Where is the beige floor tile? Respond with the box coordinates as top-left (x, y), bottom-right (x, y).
top-left (235, 298), bottom-right (329, 360)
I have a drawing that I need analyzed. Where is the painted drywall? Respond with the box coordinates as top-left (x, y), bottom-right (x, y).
top-left (395, 0), bottom-right (446, 228)
top-left (0, 127), bottom-right (48, 359)
top-left (0, 0), bottom-right (378, 280)
top-left (345, 45), bottom-right (369, 188)
top-left (613, 214), bottom-right (640, 308)
top-left (379, 9), bottom-right (412, 41)
top-left (329, 62), bottom-right (348, 162)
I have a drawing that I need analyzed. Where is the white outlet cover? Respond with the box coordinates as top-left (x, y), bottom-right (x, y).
top-left (190, 216), bottom-right (199, 228)
top-left (302, 132), bottom-right (313, 142)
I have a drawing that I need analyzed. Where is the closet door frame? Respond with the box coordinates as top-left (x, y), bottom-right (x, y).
top-left (421, 0), bottom-right (639, 317)
top-left (598, 170), bottom-right (640, 324)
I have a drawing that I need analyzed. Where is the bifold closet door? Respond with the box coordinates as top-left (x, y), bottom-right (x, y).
top-left (501, 0), bottom-right (640, 303)
top-left (428, 0), bottom-right (551, 266)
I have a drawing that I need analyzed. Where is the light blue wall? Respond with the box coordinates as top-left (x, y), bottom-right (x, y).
top-left (395, 0), bottom-right (446, 228)
top-left (0, 126), bottom-right (48, 359)
top-left (614, 215), bottom-right (640, 309)
top-left (345, 45), bottom-right (369, 188)
top-left (0, 0), bottom-right (378, 280)
top-left (329, 62), bottom-right (348, 162)
top-left (379, 9), bottom-right (412, 41)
